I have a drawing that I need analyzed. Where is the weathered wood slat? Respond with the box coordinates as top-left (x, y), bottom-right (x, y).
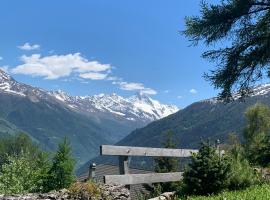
top-left (104, 172), bottom-right (183, 185)
top-left (100, 145), bottom-right (198, 157)
top-left (119, 156), bottom-right (129, 174)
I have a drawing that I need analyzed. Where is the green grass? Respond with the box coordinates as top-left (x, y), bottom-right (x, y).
top-left (179, 184), bottom-right (270, 200)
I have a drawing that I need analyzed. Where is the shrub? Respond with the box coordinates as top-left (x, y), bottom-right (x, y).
top-left (0, 135), bottom-right (76, 193)
top-left (69, 181), bottom-right (103, 200)
top-left (0, 133), bottom-right (51, 194)
top-left (227, 134), bottom-right (262, 190)
top-left (0, 133), bottom-right (45, 167)
top-left (243, 103), bottom-right (270, 166)
top-left (182, 142), bottom-right (231, 195)
top-left (0, 153), bottom-right (50, 194)
top-left (228, 159), bottom-right (261, 190)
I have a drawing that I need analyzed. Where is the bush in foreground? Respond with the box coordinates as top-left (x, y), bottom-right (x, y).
top-left (0, 134), bottom-right (76, 194)
top-left (0, 153), bottom-right (50, 194)
top-left (182, 142), bottom-right (231, 195)
top-left (243, 103), bottom-right (270, 167)
top-left (0, 133), bottom-right (47, 167)
top-left (227, 134), bottom-right (262, 190)
top-left (69, 181), bottom-right (103, 200)
top-left (0, 133), bottom-right (51, 194)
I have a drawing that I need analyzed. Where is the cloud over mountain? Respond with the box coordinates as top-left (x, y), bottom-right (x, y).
top-left (11, 53), bottom-right (111, 80)
top-left (113, 81), bottom-right (157, 95)
top-left (10, 49), bottom-right (158, 96)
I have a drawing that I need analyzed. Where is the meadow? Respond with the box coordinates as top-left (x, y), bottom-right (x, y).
top-left (181, 184), bottom-right (270, 200)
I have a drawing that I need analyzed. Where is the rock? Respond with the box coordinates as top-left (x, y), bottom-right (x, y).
top-left (0, 184), bottom-right (130, 200)
top-left (148, 192), bottom-right (176, 200)
top-left (101, 184), bottom-right (130, 200)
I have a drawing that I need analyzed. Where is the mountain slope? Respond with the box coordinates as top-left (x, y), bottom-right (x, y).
top-left (77, 84), bottom-right (270, 174)
top-left (0, 92), bottom-right (112, 166)
top-left (118, 85), bottom-right (270, 148)
top-left (0, 69), bottom-right (178, 166)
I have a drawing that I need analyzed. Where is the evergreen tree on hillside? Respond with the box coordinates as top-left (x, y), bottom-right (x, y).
top-left (153, 131), bottom-right (180, 194)
top-left (182, 142), bottom-right (231, 195)
top-left (47, 137), bottom-right (75, 191)
top-left (184, 0), bottom-right (270, 100)
top-left (244, 103), bottom-right (270, 166)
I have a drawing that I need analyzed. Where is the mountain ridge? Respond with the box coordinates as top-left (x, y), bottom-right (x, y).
top-left (0, 69), bottom-right (179, 166)
top-left (0, 70), bottom-right (179, 123)
top-left (49, 90), bottom-right (179, 123)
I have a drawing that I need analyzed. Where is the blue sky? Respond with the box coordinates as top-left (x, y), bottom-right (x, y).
top-left (0, 0), bottom-right (222, 108)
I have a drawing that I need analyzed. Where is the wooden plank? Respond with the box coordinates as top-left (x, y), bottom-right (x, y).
top-left (104, 172), bottom-right (183, 185)
top-left (100, 145), bottom-right (198, 157)
top-left (118, 156), bottom-right (130, 190)
top-left (119, 156), bottom-right (129, 175)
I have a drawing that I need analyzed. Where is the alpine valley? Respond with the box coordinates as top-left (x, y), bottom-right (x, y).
top-left (77, 83), bottom-right (270, 175)
top-left (0, 69), bottom-right (178, 166)
top-left (116, 84), bottom-right (270, 149)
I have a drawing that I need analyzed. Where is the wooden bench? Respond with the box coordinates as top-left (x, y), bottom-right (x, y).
top-left (100, 145), bottom-right (198, 186)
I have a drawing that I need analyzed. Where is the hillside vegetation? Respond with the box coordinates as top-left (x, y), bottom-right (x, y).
top-left (0, 93), bottom-right (110, 166)
top-left (182, 184), bottom-right (270, 200)
top-left (146, 103), bottom-right (270, 200)
top-left (78, 91), bottom-right (270, 174)
top-left (118, 94), bottom-right (270, 149)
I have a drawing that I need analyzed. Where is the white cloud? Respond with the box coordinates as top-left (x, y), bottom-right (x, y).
top-left (189, 89), bottom-right (197, 94)
top-left (10, 51), bottom-right (157, 95)
top-left (17, 43), bottom-right (40, 50)
top-left (113, 81), bottom-right (157, 95)
top-left (0, 57), bottom-right (3, 60)
top-left (11, 53), bottom-right (112, 80)
top-left (177, 95), bottom-right (182, 99)
top-left (79, 72), bottom-right (108, 80)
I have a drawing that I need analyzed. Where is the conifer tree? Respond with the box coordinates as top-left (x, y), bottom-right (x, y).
top-left (47, 137), bottom-right (75, 191)
top-left (184, 0), bottom-right (270, 100)
top-left (183, 141), bottom-right (231, 195)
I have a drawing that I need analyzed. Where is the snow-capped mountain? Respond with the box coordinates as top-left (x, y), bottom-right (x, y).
top-left (251, 83), bottom-right (270, 96)
top-left (0, 69), bottom-right (178, 123)
top-left (0, 69), bottom-right (179, 165)
top-left (202, 83), bottom-right (270, 104)
top-left (49, 90), bottom-right (179, 122)
top-left (0, 69), bottom-right (53, 101)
